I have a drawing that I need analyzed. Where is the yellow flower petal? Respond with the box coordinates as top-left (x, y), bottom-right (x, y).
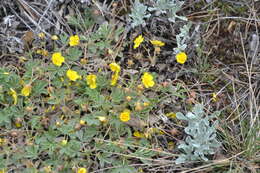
top-left (69, 35), bottom-right (80, 46)
top-left (143, 102), bottom-right (150, 106)
top-left (119, 109), bottom-right (131, 122)
top-left (77, 168), bottom-right (87, 173)
top-left (61, 139), bottom-right (67, 146)
top-left (212, 93), bottom-right (218, 102)
top-left (38, 32), bottom-right (45, 39)
top-left (15, 122), bottom-right (22, 128)
top-left (10, 88), bottom-right (17, 105)
top-left (52, 52), bottom-right (65, 66)
top-left (134, 35), bottom-right (144, 49)
top-left (150, 40), bottom-right (165, 47)
top-left (176, 52), bottom-right (187, 64)
top-left (111, 72), bottom-right (119, 86)
top-left (98, 116), bottom-right (107, 123)
top-left (21, 84), bottom-right (32, 97)
top-left (166, 112), bottom-right (176, 118)
top-left (80, 120), bottom-right (86, 125)
top-left (109, 63), bottom-right (121, 73)
top-left (66, 69), bottom-right (80, 81)
top-left (86, 74), bottom-right (97, 89)
top-left (51, 35), bottom-right (59, 40)
top-left (133, 131), bottom-right (145, 138)
top-left (141, 72), bottom-right (155, 88)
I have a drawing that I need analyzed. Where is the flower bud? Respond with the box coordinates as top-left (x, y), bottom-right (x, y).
top-left (126, 96), bottom-right (132, 101)
top-left (135, 102), bottom-right (143, 111)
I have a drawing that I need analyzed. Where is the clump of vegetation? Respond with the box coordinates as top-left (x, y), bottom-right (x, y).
top-left (129, 0), bottom-right (151, 28)
top-left (0, 0), bottom-right (259, 172)
top-left (149, 0), bottom-right (187, 22)
top-left (173, 23), bottom-right (191, 54)
top-left (176, 104), bottom-right (221, 164)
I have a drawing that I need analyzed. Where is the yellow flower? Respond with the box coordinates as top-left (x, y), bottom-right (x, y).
top-left (109, 63), bottom-right (121, 86)
top-left (21, 84), bottom-right (32, 97)
top-left (176, 52), bottom-right (187, 64)
top-left (36, 49), bottom-right (48, 56)
top-left (109, 63), bottom-right (121, 73)
top-left (141, 72), bottom-right (155, 88)
top-left (56, 121), bottom-right (61, 127)
top-left (212, 93), bottom-right (218, 102)
top-left (69, 35), bottom-right (80, 46)
top-left (119, 109), bottom-right (131, 122)
top-left (80, 120), bottom-right (86, 125)
top-left (111, 72), bottom-right (119, 86)
top-left (15, 122), bottom-right (22, 128)
top-left (98, 116), bottom-right (107, 123)
top-left (41, 49), bottom-right (48, 56)
top-left (38, 32), bottom-right (45, 39)
top-left (150, 40), bottom-right (165, 47)
top-left (0, 169), bottom-right (6, 173)
top-left (133, 131), bottom-right (145, 138)
top-left (66, 69), bottom-right (80, 81)
top-left (52, 52), bottom-right (65, 66)
top-left (166, 112), bottom-right (176, 118)
top-left (10, 88), bottom-right (17, 105)
top-left (51, 35), bottom-right (58, 40)
top-left (77, 168), bottom-right (87, 173)
top-left (126, 96), bottom-right (132, 101)
top-left (86, 74), bottom-right (97, 89)
top-left (61, 139), bottom-right (67, 146)
top-left (19, 56), bottom-right (27, 62)
top-left (143, 102), bottom-right (150, 106)
top-left (137, 84), bottom-right (144, 91)
top-left (135, 102), bottom-right (143, 111)
top-left (80, 58), bottom-right (88, 65)
top-left (43, 166), bottom-right (52, 173)
top-left (134, 35), bottom-right (144, 49)
top-left (0, 138), bottom-right (6, 146)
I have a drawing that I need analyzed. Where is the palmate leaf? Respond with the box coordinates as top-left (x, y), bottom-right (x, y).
top-left (66, 47), bottom-right (82, 61)
top-left (31, 80), bottom-right (48, 96)
top-left (111, 87), bottom-right (125, 103)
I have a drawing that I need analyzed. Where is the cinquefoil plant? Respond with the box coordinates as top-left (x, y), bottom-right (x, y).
top-left (176, 104), bottom-right (221, 164)
top-left (129, 0), bottom-right (151, 28)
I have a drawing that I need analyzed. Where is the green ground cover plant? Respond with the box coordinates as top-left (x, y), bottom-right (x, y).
top-left (0, 0), bottom-right (259, 172)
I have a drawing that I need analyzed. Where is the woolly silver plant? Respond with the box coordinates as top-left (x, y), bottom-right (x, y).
top-left (173, 23), bottom-right (191, 54)
top-left (129, 0), bottom-right (151, 28)
top-left (148, 0), bottom-right (187, 22)
top-left (175, 104), bottom-right (221, 164)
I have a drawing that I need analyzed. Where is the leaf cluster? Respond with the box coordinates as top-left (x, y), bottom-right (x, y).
top-left (173, 23), bottom-right (191, 54)
top-left (176, 104), bottom-right (221, 164)
top-left (129, 0), bottom-right (186, 28)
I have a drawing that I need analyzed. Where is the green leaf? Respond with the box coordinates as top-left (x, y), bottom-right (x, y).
top-left (66, 47), bottom-right (82, 61)
top-left (60, 34), bottom-right (68, 45)
top-left (32, 80), bottom-right (48, 96)
top-left (0, 72), bottom-right (20, 89)
top-left (0, 107), bottom-right (12, 125)
top-left (111, 87), bottom-right (124, 103)
top-left (82, 115), bottom-right (100, 126)
top-left (25, 145), bottom-right (39, 159)
top-left (83, 127), bottom-right (98, 140)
